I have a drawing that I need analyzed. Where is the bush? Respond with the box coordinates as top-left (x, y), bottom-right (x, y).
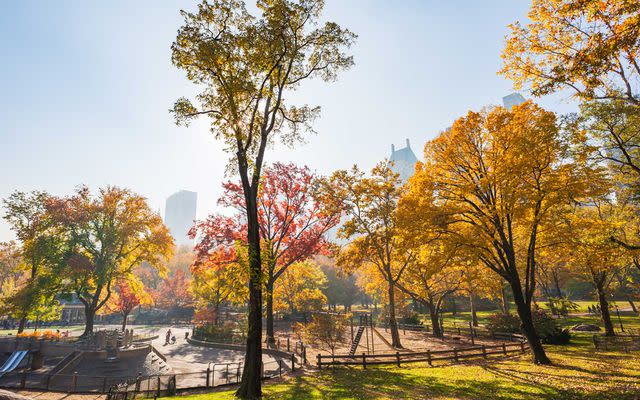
top-left (193, 321), bottom-right (244, 344)
top-left (399, 313), bottom-right (423, 325)
top-left (546, 297), bottom-right (579, 316)
top-left (486, 310), bottom-right (571, 344)
top-left (486, 313), bottom-right (521, 334)
top-left (532, 309), bottom-right (571, 344)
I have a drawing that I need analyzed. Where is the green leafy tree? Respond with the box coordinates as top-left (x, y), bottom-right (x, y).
top-left (2, 191), bottom-right (64, 332)
top-left (47, 186), bottom-right (173, 336)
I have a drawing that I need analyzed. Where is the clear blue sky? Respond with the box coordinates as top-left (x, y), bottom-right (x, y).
top-left (0, 1), bottom-right (576, 241)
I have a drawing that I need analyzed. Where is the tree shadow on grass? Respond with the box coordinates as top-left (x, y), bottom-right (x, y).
top-left (481, 362), bottom-right (640, 400)
top-left (263, 368), bottom-right (552, 400)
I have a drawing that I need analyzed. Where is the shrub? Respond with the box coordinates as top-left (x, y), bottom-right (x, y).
top-left (193, 322), bottom-right (244, 343)
top-left (399, 313), bottom-right (423, 325)
top-left (486, 310), bottom-right (571, 344)
top-left (532, 309), bottom-right (571, 344)
top-left (486, 313), bottom-right (521, 334)
top-left (301, 313), bottom-right (350, 355)
top-left (546, 297), bottom-right (579, 316)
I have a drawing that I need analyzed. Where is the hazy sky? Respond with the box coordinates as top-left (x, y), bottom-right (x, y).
top-left (0, 1), bottom-right (577, 241)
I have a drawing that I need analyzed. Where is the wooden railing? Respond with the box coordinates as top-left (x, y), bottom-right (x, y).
top-left (593, 334), bottom-right (640, 352)
top-left (316, 341), bottom-right (529, 369)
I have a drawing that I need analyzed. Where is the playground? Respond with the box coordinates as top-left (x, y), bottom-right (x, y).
top-left (0, 325), bottom-right (296, 395)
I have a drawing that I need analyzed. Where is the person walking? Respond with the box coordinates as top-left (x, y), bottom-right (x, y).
top-left (165, 329), bottom-right (172, 345)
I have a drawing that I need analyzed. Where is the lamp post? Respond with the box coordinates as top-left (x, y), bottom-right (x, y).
top-left (615, 305), bottom-right (625, 333)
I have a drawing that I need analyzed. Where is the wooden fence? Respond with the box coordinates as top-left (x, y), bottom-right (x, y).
top-left (593, 334), bottom-right (640, 352)
top-left (316, 341), bottom-right (529, 369)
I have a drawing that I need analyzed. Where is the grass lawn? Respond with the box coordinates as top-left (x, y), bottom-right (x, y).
top-left (166, 308), bottom-right (640, 400)
top-left (166, 332), bottom-right (640, 400)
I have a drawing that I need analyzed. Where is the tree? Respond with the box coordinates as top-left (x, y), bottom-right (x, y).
top-left (394, 241), bottom-right (463, 337)
top-left (192, 163), bottom-right (338, 345)
top-left (2, 191), bottom-right (64, 333)
top-left (154, 269), bottom-right (195, 322)
top-left (404, 101), bottom-right (602, 364)
top-left (190, 245), bottom-right (248, 326)
top-left (273, 260), bottom-right (327, 321)
top-left (105, 280), bottom-right (151, 331)
top-left (564, 202), bottom-right (626, 336)
top-left (500, 0), bottom-right (640, 104)
top-left (316, 256), bottom-right (361, 311)
top-left (0, 242), bottom-right (23, 304)
top-left (171, 1), bottom-right (355, 395)
top-left (300, 312), bottom-right (349, 355)
top-left (319, 163), bottom-right (411, 348)
top-left (48, 186), bottom-right (173, 336)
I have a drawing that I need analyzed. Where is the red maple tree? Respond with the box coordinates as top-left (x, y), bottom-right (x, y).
top-left (109, 281), bottom-right (146, 331)
top-left (191, 163), bottom-right (339, 342)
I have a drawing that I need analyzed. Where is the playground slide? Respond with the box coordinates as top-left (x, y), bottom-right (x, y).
top-left (0, 350), bottom-right (29, 377)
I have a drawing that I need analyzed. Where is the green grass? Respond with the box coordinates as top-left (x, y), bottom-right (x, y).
top-left (168, 332), bottom-right (640, 399)
top-left (166, 310), bottom-right (640, 400)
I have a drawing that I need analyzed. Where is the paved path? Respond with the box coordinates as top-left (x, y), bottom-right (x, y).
top-left (149, 327), bottom-right (291, 388)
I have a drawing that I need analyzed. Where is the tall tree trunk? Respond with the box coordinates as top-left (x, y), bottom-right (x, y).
top-left (83, 306), bottom-right (95, 337)
top-left (501, 286), bottom-right (510, 314)
top-left (469, 293), bottom-right (479, 327)
top-left (236, 191), bottom-right (263, 400)
top-left (596, 282), bottom-right (615, 336)
top-left (17, 315), bottom-right (27, 334)
top-left (627, 297), bottom-right (638, 314)
top-left (427, 301), bottom-right (442, 337)
top-left (121, 312), bottom-right (128, 331)
top-left (213, 302), bottom-right (220, 326)
top-left (265, 280), bottom-right (275, 345)
top-left (510, 279), bottom-right (551, 365)
top-left (553, 271), bottom-right (563, 298)
top-left (386, 278), bottom-right (402, 348)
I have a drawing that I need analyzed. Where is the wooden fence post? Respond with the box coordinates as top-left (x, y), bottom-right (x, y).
top-left (303, 344), bottom-right (307, 364)
top-left (157, 376), bottom-right (161, 397)
top-left (71, 372), bottom-right (77, 393)
top-left (482, 345), bottom-right (487, 359)
top-left (502, 343), bottom-right (507, 355)
top-left (279, 359), bottom-right (282, 377)
top-left (206, 366), bottom-right (210, 387)
top-left (362, 353), bottom-right (367, 369)
top-left (287, 337), bottom-right (291, 352)
top-left (396, 351), bottom-right (401, 367)
top-left (520, 341), bottom-right (525, 353)
top-left (454, 348), bottom-right (459, 363)
top-left (427, 350), bottom-right (432, 366)
top-left (316, 354), bottom-right (320, 369)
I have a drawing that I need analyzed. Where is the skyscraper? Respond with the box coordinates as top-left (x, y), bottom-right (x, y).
top-left (164, 190), bottom-right (198, 246)
top-left (389, 138), bottom-right (419, 182)
top-left (502, 92), bottom-right (526, 110)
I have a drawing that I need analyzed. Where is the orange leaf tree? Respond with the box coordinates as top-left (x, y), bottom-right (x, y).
top-left (500, 0), bottom-right (640, 103)
top-left (403, 101), bottom-right (603, 364)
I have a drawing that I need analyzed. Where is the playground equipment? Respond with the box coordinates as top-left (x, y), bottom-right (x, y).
top-left (0, 350), bottom-right (28, 378)
top-left (349, 314), bottom-right (375, 356)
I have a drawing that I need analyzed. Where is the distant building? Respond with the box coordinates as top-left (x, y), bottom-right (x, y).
top-left (502, 92), bottom-right (526, 110)
top-left (164, 190), bottom-right (198, 246)
top-left (389, 138), bottom-right (419, 182)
